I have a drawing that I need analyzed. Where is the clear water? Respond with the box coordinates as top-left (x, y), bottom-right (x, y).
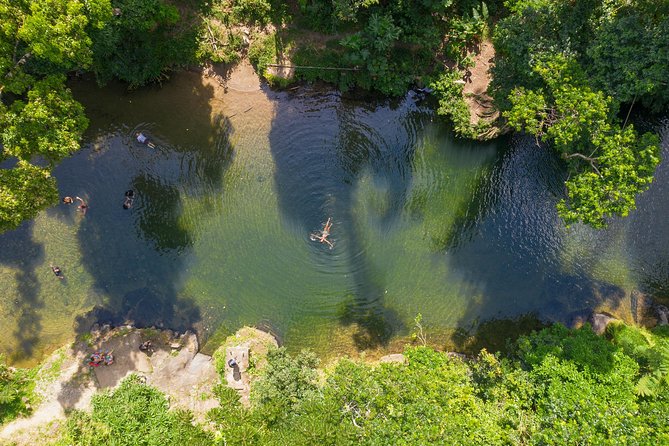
top-left (1, 70), bottom-right (667, 366)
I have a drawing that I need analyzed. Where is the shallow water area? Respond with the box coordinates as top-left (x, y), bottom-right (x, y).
top-left (1, 65), bottom-right (668, 366)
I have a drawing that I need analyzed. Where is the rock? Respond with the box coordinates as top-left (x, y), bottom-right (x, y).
top-left (225, 347), bottom-right (250, 393)
top-left (170, 343), bottom-right (181, 350)
top-left (590, 312), bottom-right (618, 335)
top-left (656, 305), bottom-right (669, 326)
top-left (379, 354), bottom-right (405, 364)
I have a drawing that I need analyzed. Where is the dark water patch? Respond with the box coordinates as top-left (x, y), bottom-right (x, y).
top-left (627, 119), bottom-right (669, 297)
top-left (449, 135), bottom-right (630, 328)
top-left (60, 75), bottom-right (233, 337)
top-left (0, 221), bottom-right (44, 362)
top-left (452, 313), bottom-right (550, 356)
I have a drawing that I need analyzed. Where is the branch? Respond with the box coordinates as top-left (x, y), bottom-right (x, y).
top-left (566, 152), bottom-right (602, 177)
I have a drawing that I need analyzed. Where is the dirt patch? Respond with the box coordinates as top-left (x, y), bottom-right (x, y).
top-left (462, 40), bottom-right (499, 127)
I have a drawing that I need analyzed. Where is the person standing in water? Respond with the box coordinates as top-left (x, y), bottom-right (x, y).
top-left (123, 190), bottom-right (134, 209)
top-left (76, 196), bottom-right (88, 215)
top-left (136, 132), bottom-right (156, 149)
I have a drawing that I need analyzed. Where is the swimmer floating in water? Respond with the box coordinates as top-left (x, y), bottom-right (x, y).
top-left (136, 132), bottom-right (156, 149)
top-left (62, 196), bottom-right (73, 204)
top-left (310, 217), bottom-right (334, 249)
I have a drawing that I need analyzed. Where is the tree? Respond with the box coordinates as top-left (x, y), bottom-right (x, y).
top-left (1, 75), bottom-right (88, 164)
top-left (18, 0), bottom-right (110, 70)
top-left (0, 0), bottom-right (98, 233)
top-left (503, 54), bottom-right (660, 228)
top-left (0, 161), bottom-right (58, 232)
top-left (89, 0), bottom-right (191, 88)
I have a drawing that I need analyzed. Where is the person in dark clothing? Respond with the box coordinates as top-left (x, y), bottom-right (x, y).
top-left (50, 264), bottom-right (64, 279)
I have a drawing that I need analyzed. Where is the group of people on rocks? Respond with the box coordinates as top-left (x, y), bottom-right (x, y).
top-left (88, 350), bottom-right (114, 367)
top-left (87, 339), bottom-right (154, 369)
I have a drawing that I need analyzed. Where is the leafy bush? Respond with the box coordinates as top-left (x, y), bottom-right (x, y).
top-left (251, 348), bottom-right (319, 423)
top-left (248, 32), bottom-right (277, 76)
top-left (90, 0), bottom-right (197, 87)
top-left (491, 0), bottom-right (664, 228)
top-left (609, 324), bottom-right (669, 397)
top-left (56, 374), bottom-right (211, 445)
top-left (431, 71), bottom-right (479, 139)
top-left (0, 355), bottom-right (34, 424)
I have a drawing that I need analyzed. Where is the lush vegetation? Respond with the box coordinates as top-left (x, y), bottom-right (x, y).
top-left (0, 354), bottom-right (34, 424)
top-left (1, 0), bottom-right (667, 230)
top-left (0, 0), bottom-right (202, 233)
top-left (48, 323), bottom-right (669, 445)
top-left (492, 0), bottom-right (667, 227)
top-left (54, 374), bottom-right (212, 445)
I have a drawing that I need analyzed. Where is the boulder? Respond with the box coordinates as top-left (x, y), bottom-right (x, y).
top-left (590, 313), bottom-right (618, 335)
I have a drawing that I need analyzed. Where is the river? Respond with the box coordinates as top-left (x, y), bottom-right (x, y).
top-left (0, 66), bottom-right (667, 366)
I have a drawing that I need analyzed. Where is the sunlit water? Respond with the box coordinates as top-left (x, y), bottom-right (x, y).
top-left (1, 70), bottom-right (667, 366)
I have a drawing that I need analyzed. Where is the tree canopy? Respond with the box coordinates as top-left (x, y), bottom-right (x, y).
top-left (493, 0), bottom-right (666, 227)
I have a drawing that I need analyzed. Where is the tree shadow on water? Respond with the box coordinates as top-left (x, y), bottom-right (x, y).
top-left (267, 89), bottom-right (417, 348)
top-left (71, 75), bottom-right (234, 339)
top-left (448, 136), bottom-right (631, 338)
top-left (0, 221), bottom-right (45, 362)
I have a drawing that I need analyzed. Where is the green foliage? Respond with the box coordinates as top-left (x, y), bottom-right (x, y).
top-left (248, 32), bottom-right (277, 76)
top-left (430, 71), bottom-right (479, 139)
top-left (289, 0), bottom-right (486, 97)
top-left (0, 354), bottom-right (34, 424)
top-left (0, 1), bottom-right (92, 233)
top-left (251, 348), bottom-right (319, 422)
top-left (609, 324), bottom-right (669, 397)
top-left (49, 322), bottom-right (669, 445)
top-left (515, 324), bottom-right (642, 444)
top-left (18, 0), bottom-right (110, 70)
top-left (0, 161), bottom-right (59, 233)
top-left (57, 374), bottom-right (211, 445)
top-left (502, 53), bottom-right (661, 228)
top-left (90, 0), bottom-right (195, 87)
top-left (339, 13), bottom-right (404, 95)
top-left (197, 20), bottom-right (244, 64)
top-left (210, 0), bottom-right (289, 28)
top-left (587, 1), bottom-right (669, 111)
top-left (1, 75), bottom-right (88, 163)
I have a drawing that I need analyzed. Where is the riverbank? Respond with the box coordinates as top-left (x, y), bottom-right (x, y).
top-left (0, 325), bottom-right (219, 445)
top-left (3, 317), bottom-right (669, 445)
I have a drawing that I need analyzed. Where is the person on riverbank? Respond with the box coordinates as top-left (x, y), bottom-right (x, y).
top-left (136, 132), bottom-right (156, 149)
top-left (50, 265), bottom-right (64, 279)
top-left (88, 351), bottom-right (103, 367)
top-left (76, 196), bottom-right (88, 215)
top-left (310, 218), bottom-right (334, 248)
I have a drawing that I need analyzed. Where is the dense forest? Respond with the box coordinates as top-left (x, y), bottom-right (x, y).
top-left (0, 0), bottom-right (667, 230)
top-left (2, 322), bottom-right (668, 444)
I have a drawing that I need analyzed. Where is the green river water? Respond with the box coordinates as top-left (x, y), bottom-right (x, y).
top-left (1, 69), bottom-right (668, 366)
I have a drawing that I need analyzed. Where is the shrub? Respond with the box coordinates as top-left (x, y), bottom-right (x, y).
top-left (56, 374), bottom-right (211, 445)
